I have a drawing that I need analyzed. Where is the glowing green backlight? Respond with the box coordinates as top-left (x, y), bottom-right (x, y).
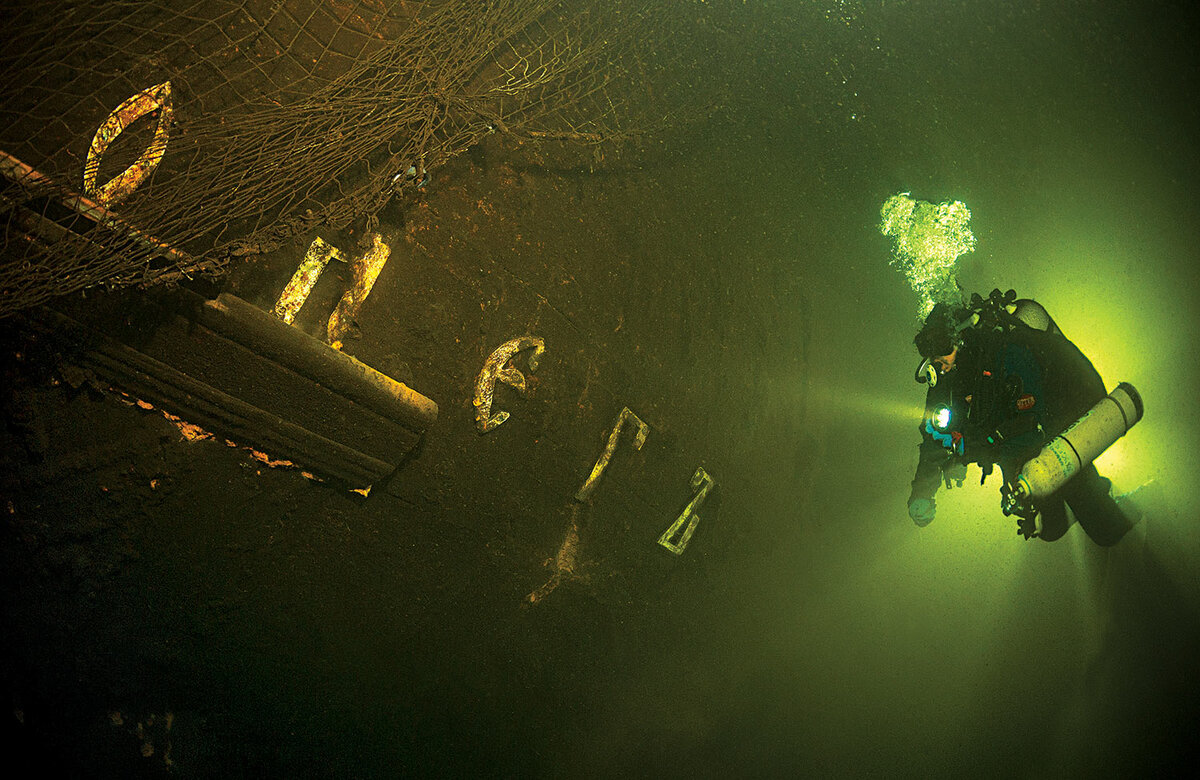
top-left (879, 192), bottom-right (977, 316)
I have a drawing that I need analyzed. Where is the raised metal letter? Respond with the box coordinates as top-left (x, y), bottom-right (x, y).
top-left (327, 233), bottom-right (391, 348)
top-left (657, 466), bottom-right (714, 554)
top-left (474, 336), bottom-right (545, 433)
top-left (273, 237), bottom-right (345, 324)
top-left (575, 407), bottom-right (648, 502)
top-left (83, 82), bottom-right (173, 206)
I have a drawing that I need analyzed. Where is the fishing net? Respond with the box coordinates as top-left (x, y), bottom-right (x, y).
top-left (0, 0), bottom-right (700, 318)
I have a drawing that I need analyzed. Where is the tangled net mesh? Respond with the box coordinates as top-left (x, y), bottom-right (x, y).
top-left (0, 0), bottom-right (706, 318)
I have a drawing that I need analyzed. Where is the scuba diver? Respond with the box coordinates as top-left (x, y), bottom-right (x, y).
top-left (906, 289), bottom-right (1140, 546)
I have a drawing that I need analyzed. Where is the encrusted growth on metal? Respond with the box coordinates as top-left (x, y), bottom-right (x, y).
top-left (473, 335), bottom-right (545, 433)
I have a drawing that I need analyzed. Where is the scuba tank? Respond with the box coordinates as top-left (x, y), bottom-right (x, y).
top-left (1010, 298), bottom-right (1061, 337)
top-left (1002, 382), bottom-right (1143, 516)
top-left (971, 288), bottom-right (1061, 337)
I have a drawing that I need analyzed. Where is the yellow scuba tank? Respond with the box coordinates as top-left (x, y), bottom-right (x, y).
top-left (1004, 382), bottom-right (1143, 511)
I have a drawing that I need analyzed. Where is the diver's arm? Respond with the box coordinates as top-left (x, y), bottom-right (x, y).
top-left (908, 425), bottom-right (950, 526)
top-left (910, 431), bottom-right (950, 501)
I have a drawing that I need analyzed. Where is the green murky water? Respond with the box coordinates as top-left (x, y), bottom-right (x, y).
top-left (2, 1), bottom-right (1197, 775)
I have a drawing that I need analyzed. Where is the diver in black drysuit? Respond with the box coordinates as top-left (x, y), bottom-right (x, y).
top-left (905, 300), bottom-right (1135, 546)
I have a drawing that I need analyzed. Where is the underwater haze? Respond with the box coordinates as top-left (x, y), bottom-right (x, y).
top-left (687, 0), bottom-right (1200, 776)
top-left (2, 0), bottom-right (1198, 776)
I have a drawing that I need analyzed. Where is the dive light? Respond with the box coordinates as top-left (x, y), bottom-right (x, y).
top-left (931, 404), bottom-right (953, 431)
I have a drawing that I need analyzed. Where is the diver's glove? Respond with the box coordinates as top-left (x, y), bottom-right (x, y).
top-left (1015, 511), bottom-right (1041, 540)
top-left (924, 419), bottom-right (965, 456)
top-left (908, 497), bottom-right (936, 527)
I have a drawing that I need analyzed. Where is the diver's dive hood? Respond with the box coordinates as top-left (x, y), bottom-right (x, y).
top-left (913, 310), bottom-right (978, 387)
top-left (912, 289), bottom-right (1060, 387)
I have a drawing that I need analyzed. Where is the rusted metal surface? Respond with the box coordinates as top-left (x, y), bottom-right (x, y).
top-left (32, 289), bottom-right (437, 488)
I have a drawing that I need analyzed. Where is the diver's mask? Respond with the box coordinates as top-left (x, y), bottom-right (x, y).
top-left (915, 357), bottom-right (939, 387)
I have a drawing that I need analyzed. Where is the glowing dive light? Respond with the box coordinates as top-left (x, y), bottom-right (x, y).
top-left (932, 404), bottom-right (953, 431)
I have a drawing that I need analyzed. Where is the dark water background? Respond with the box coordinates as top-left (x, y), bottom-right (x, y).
top-left (2, 0), bottom-right (1198, 776)
top-left (672, 0), bottom-right (1200, 776)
